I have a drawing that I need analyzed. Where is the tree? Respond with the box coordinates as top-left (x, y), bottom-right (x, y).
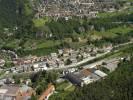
top-left (65, 59), bottom-right (72, 65)
top-left (30, 94), bottom-right (37, 100)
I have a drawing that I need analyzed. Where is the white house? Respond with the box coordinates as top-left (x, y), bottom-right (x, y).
top-left (33, 64), bottom-right (39, 72)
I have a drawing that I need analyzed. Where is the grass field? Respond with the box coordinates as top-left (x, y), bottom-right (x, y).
top-left (23, 39), bottom-right (61, 50)
top-left (4, 39), bottom-right (21, 49)
top-left (92, 26), bottom-right (133, 38)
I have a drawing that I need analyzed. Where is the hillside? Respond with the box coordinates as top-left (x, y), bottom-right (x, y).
top-left (0, 0), bottom-right (132, 57)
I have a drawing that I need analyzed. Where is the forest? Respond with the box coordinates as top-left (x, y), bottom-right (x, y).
top-left (0, 0), bottom-right (17, 29)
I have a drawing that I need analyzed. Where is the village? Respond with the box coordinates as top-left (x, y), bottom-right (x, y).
top-left (0, 40), bottom-right (132, 100)
top-left (0, 0), bottom-right (132, 99)
top-left (0, 43), bottom-right (113, 74)
top-left (0, 55), bottom-right (130, 100)
top-left (33, 0), bottom-right (126, 19)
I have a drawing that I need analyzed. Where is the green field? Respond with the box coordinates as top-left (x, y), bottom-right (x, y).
top-left (23, 39), bottom-right (61, 50)
top-left (49, 81), bottom-right (75, 100)
top-left (92, 26), bottom-right (133, 38)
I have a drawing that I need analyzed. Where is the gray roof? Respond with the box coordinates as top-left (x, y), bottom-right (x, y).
top-left (65, 73), bottom-right (83, 86)
top-left (90, 73), bottom-right (100, 81)
top-left (0, 85), bottom-right (19, 96)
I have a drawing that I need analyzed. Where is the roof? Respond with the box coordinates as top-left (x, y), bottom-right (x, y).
top-left (65, 73), bottom-right (83, 86)
top-left (39, 84), bottom-right (55, 100)
top-left (33, 64), bottom-right (39, 68)
top-left (0, 89), bottom-right (8, 94)
top-left (94, 70), bottom-right (107, 77)
top-left (80, 69), bottom-right (92, 77)
top-left (0, 85), bottom-right (20, 96)
top-left (90, 73), bottom-right (100, 81)
top-left (73, 69), bottom-right (92, 79)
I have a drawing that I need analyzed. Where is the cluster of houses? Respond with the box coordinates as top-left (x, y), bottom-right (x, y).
top-left (102, 58), bottom-right (120, 72)
top-left (0, 84), bottom-right (34, 100)
top-left (1, 49), bottom-right (18, 59)
top-left (0, 84), bottom-right (55, 100)
top-left (0, 49), bottom-right (18, 67)
top-left (0, 77), bottom-right (55, 100)
top-left (0, 55), bottom-right (131, 100)
top-left (29, 0), bottom-right (133, 21)
top-left (65, 67), bottom-right (107, 87)
top-left (34, 0), bottom-right (96, 18)
top-left (33, 0), bottom-right (123, 19)
top-left (12, 55), bottom-right (46, 66)
top-left (0, 75), bottom-right (55, 100)
top-left (63, 56), bottom-right (131, 87)
top-left (35, 44), bottom-right (111, 68)
top-left (9, 44), bottom-right (112, 74)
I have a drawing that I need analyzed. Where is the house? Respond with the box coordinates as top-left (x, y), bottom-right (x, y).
top-left (19, 85), bottom-right (34, 100)
top-left (0, 59), bottom-right (5, 67)
top-left (51, 53), bottom-right (57, 58)
top-left (4, 78), bottom-right (15, 84)
top-left (83, 52), bottom-right (89, 58)
top-left (33, 64), bottom-right (40, 72)
top-left (47, 60), bottom-right (57, 68)
top-left (57, 60), bottom-right (64, 68)
top-left (39, 62), bottom-right (48, 71)
top-left (90, 52), bottom-right (97, 57)
top-left (70, 58), bottom-right (77, 64)
top-left (0, 84), bottom-right (35, 100)
top-left (103, 58), bottom-right (119, 72)
top-left (33, 62), bottom-right (48, 72)
top-left (0, 85), bottom-right (21, 100)
top-left (103, 61), bottom-right (118, 72)
top-left (58, 49), bottom-right (63, 55)
top-left (39, 84), bottom-right (55, 100)
top-left (68, 68), bottom-right (77, 73)
top-left (63, 53), bottom-right (69, 57)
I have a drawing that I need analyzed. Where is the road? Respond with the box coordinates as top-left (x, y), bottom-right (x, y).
top-left (48, 51), bottom-right (110, 70)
